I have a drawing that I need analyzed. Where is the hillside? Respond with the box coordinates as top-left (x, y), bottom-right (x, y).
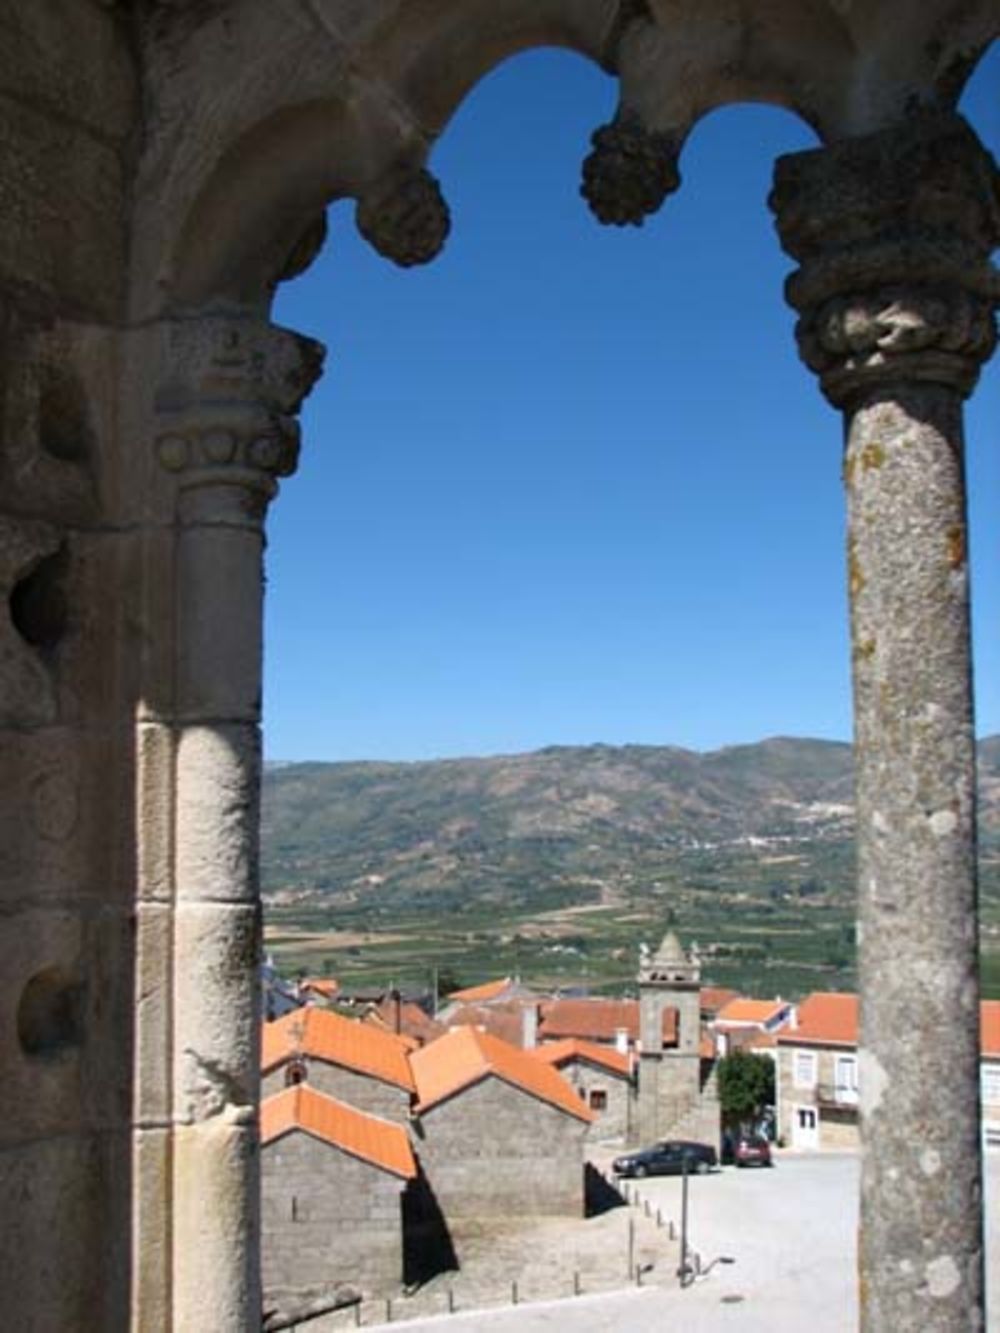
top-left (261, 736), bottom-right (1000, 997)
top-left (262, 737), bottom-right (858, 908)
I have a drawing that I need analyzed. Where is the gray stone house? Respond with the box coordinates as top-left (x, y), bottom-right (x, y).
top-left (409, 1026), bottom-right (594, 1219)
top-left (261, 1084), bottom-right (416, 1302)
top-left (262, 1005), bottom-right (415, 1121)
top-left (530, 1038), bottom-right (634, 1143)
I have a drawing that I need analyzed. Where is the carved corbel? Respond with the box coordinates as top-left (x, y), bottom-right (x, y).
top-left (356, 165), bottom-right (451, 268)
top-left (770, 113), bottom-right (1000, 407)
top-left (580, 110), bottom-right (681, 227)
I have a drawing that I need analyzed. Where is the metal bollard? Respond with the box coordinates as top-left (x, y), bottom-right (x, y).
top-left (512, 1280), bottom-right (518, 1305)
top-left (447, 1288), bottom-right (455, 1314)
top-left (354, 1301), bottom-right (361, 1327)
top-left (574, 1271), bottom-right (581, 1297)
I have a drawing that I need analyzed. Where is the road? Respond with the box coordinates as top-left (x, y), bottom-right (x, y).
top-left (364, 1151), bottom-right (999, 1333)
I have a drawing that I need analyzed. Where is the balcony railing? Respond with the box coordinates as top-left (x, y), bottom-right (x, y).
top-left (816, 1082), bottom-right (859, 1108)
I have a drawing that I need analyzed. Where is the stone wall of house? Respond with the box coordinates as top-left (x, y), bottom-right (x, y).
top-left (559, 1062), bottom-right (632, 1143)
top-left (262, 1131), bottom-right (406, 1298)
top-left (263, 1059), bottom-right (411, 1121)
top-left (414, 1078), bottom-right (587, 1219)
top-left (778, 1045), bottom-right (859, 1149)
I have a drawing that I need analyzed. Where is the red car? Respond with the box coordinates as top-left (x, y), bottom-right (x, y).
top-left (734, 1135), bottom-right (772, 1167)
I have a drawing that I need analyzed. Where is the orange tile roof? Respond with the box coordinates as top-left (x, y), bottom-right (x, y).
top-left (261, 1007), bottom-right (415, 1091)
top-left (539, 998), bottom-right (678, 1046)
top-left (445, 1000), bottom-right (535, 1048)
top-left (410, 1026), bottom-right (594, 1122)
top-left (301, 977), bottom-right (339, 999)
top-left (446, 977), bottom-right (514, 1004)
top-left (982, 1001), bottom-right (1000, 1058)
top-left (700, 987), bottom-right (741, 1014)
top-left (778, 992), bottom-right (858, 1048)
top-left (715, 997), bottom-right (788, 1026)
top-left (365, 1000), bottom-right (444, 1047)
top-left (530, 1038), bottom-right (631, 1078)
top-left (261, 1085), bottom-right (416, 1179)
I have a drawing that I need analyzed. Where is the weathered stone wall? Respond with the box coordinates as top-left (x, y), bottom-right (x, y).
top-left (777, 1045), bottom-right (859, 1149)
top-left (0, 6), bottom-right (139, 1328)
top-left (559, 1062), bottom-right (631, 1143)
top-left (263, 1058), bottom-right (411, 1121)
top-left (414, 1078), bottom-right (587, 1219)
top-left (262, 1131), bottom-right (406, 1297)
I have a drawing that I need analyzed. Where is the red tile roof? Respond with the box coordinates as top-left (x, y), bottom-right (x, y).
top-left (715, 997), bottom-right (788, 1026)
top-left (365, 999), bottom-right (445, 1047)
top-left (447, 977), bottom-right (514, 1004)
top-left (410, 1026), bottom-right (594, 1122)
top-left (539, 998), bottom-right (678, 1047)
top-left (301, 977), bottom-right (339, 1000)
top-left (700, 987), bottom-right (741, 1015)
top-left (262, 1007), bottom-right (415, 1091)
top-left (778, 993), bottom-right (858, 1048)
top-left (261, 1085), bottom-right (416, 1179)
top-left (982, 1001), bottom-right (1000, 1058)
top-left (529, 1038), bottom-right (631, 1078)
top-left (444, 1000), bottom-right (535, 1048)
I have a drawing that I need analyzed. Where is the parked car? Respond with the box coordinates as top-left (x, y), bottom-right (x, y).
top-left (612, 1140), bottom-right (718, 1178)
top-left (733, 1135), bottom-right (773, 1168)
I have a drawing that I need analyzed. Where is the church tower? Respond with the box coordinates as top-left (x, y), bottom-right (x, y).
top-left (636, 932), bottom-right (706, 1144)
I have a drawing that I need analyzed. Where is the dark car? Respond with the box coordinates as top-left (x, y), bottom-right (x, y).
top-left (733, 1135), bottom-right (773, 1168)
top-left (612, 1140), bottom-right (718, 1178)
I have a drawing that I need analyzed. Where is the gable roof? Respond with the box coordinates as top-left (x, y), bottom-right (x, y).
top-left (778, 992), bottom-right (858, 1048)
top-left (530, 1037), bottom-right (631, 1078)
top-left (982, 1000), bottom-right (1000, 1058)
top-left (261, 1007), bottom-right (415, 1091)
top-left (444, 999), bottom-right (536, 1048)
top-left (261, 1085), bottom-right (416, 1179)
top-left (301, 977), bottom-right (339, 1000)
top-left (700, 986), bottom-right (741, 1015)
top-left (365, 999), bottom-right (445, 1047)
top-left (410, 1026), bottom-right (594, 1122)
top-left (446, 977), bottom-right (515, 1004)
top-left (539, 997), bottom-right (677, 1046)
top-left (715, 997), bottom-right (788, 1026)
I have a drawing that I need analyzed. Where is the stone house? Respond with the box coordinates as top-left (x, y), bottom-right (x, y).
top-left (409, 1026), bottom-right (594, 1219)
top-left (261, 1084), bottom-right (416, 1301)
top-left (530, 1038), bottom-right (634, 1142)
top-left (776, 992), bottom-right (860, 1150)
top-left (779, 993), bottom-right (1000, 1152)
top-left (983, 1001), bottom-right (1000, 1148)
top-left (262, 1007), bottom-right (415, 1122)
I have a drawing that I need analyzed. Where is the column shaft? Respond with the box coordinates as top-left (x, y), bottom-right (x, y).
top-left (848, 386), bottom-right (982, 1329)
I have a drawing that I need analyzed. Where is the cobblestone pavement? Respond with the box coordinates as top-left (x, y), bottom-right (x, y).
top-left (357, 1150), bottom-right (999, 1333)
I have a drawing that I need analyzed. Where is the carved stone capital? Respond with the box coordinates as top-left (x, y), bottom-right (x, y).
top-left (154, 316), bottom-right (325, 505)
top-left (581, 111), bottom-right (681, 227)
top-left (771, 113), bottom-right (1000, 407)
top-left (356, 167), bottom-right (451, 268)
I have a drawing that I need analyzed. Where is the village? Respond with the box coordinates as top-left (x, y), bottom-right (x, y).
top-left (260, 936), bottom-right (1000, 1328)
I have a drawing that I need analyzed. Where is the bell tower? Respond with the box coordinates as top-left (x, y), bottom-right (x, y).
top-left (636, 932), bottom-right (704, 1144)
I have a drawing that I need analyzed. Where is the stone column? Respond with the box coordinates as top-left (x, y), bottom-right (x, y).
top-left (771, 114), bottom-right (1000, 1332)
top-left (152, 316), bottom-right (323, 1330)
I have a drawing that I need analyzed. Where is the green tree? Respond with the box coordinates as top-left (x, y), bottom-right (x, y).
top-left (717, 1049), bottom-right (776, 1133)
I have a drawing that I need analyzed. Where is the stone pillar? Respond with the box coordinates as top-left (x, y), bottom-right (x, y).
top-left (772, 114), bottom-right (1000, 1333)
top-left (151, 316), bottom-right (323, 1330)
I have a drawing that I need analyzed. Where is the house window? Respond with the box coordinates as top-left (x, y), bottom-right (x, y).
top-left (835, 1054), bottom-right (859, 1104)
top-left (983, 1065), bottom-right (1000, 1105)
top-left (793, 1050), bottom-right (817, 1089)
top-left (285, 1058), bottom-right (306, 1087)
top-left (589, 1089), bottom-right (608, 1112)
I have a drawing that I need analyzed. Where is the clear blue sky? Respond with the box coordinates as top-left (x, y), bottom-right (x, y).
top-left (267, 44), bottom-right (1000, 763)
